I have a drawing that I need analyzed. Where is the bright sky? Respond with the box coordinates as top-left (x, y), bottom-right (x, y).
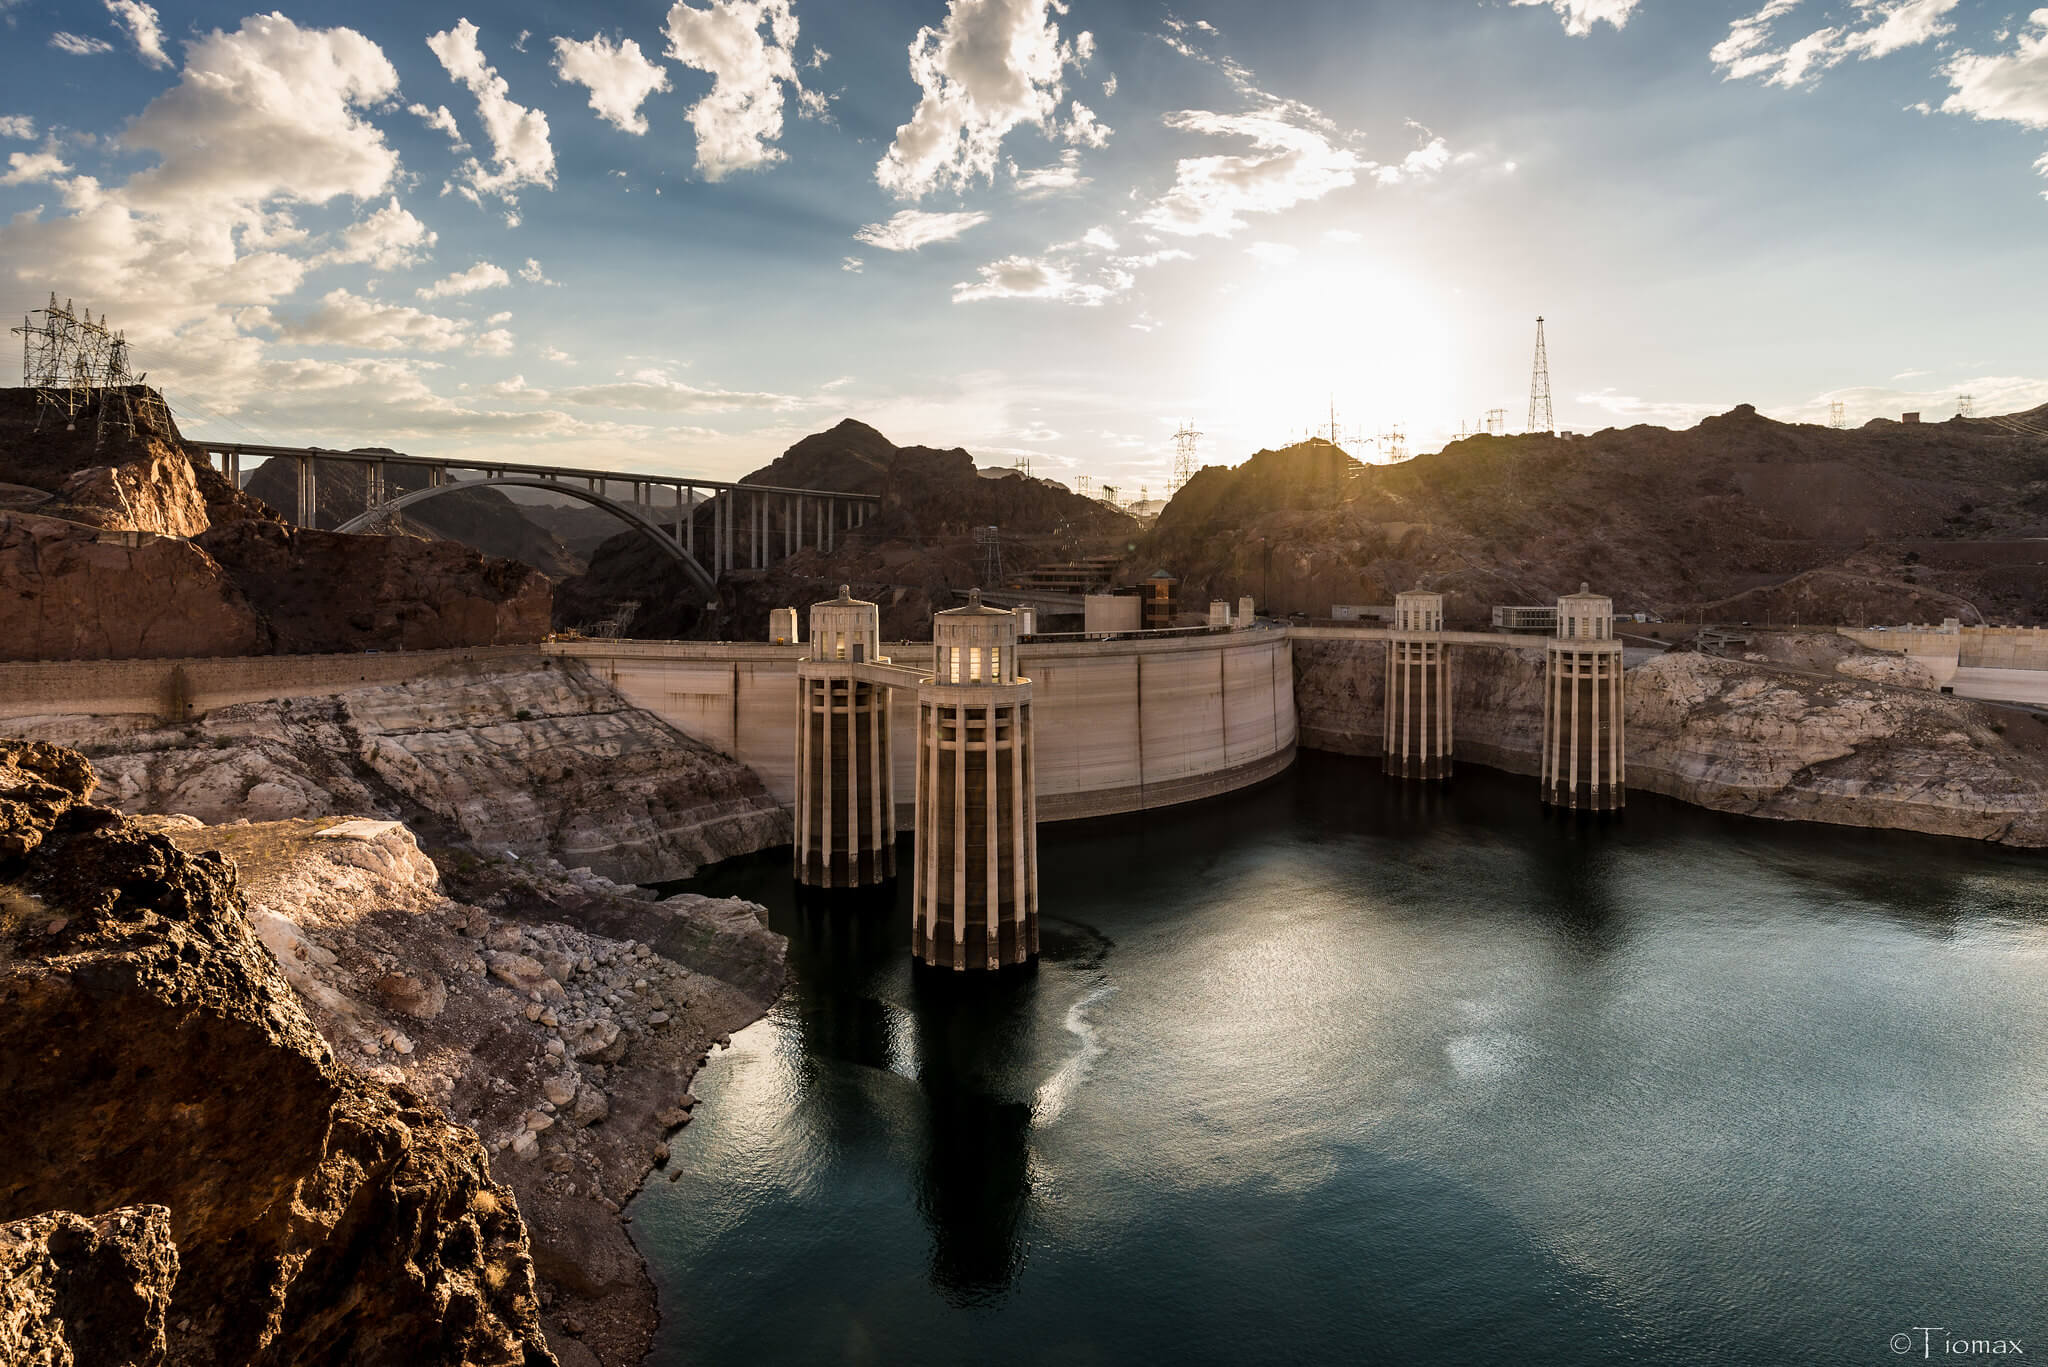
top-left (3, 0), bottom-right (2046, 490)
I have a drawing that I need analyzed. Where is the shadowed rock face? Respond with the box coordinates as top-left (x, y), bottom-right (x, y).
top-left (0, 740), bottom-right (557, 1367)
top-left (241, 455), bottom-right (585, 581)
top-left (1143, 407), bottom-right (2048, 625)
top-left (198, 520), bottom-right (552, 653)
top-left (0, 1205), bottom-right (179, 1367)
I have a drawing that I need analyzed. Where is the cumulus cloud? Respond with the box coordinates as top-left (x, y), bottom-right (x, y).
top-left (408, 102), bottom-right (467, 149)
top-left (553, 32), bottom-right (672, 134)
top-left (1371, 135), bottom-right (1455, 185)
top-left (121, 14), bottom-right (401, 209)
top-left (471, 327), bottom-right (515, 355)
top-left (104, 0), bottom-right (170, 68)
top-left (1063, 101), bottom-right (1112, 148)
top-left (1712, 0), bottom-right (1960, 88)
top-left (418, 261), bottom-right (510, 299)
top-left (1510, 0), bottom-right (1642, 36)
top-left (1140, 108), bottom-right (1364, 238)
top-left (841, 255), bottom-right (863, 272)
top-left (877, 0), bottom-right (1095, 199)
top-left (1012, 147), bottom-right (1088, 195)
top-left (0, 150), bottom-right (71, 185)
top-left (50, 32), bottom-right (113, 55)
top-left (427, 18), bottom-right (556, 202)
top-left (953, 251), bottom-right (1134, 306)
top-left (518, 257), bottom-right (559, 285)
top-left (854, 209), bottom-right (991, 251)
top-left (663, 0), bottom-right (816, 181)
top-left (0, 14), bottom-right (437, 427)
top-left (322, 197), bottom-right (437, 271)
top-left (285, 289), bottom-right (471, 351)
top-left (0, 116), bottom-right (33, 139)
top-left (1941, 13), bottom-right (2048, 129)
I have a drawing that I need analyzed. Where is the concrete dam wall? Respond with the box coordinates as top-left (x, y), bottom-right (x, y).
top-left (546, 629), bottom-right (1298, 824)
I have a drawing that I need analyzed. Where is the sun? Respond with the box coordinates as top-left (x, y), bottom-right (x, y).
top-left (1201, 251), bottom-right (1456, 459)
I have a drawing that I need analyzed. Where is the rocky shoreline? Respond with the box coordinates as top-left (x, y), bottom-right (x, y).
top-left (0, 738), bottom-right (788, 1367)
top-left (1293, 633), bottom-right (2048, 846)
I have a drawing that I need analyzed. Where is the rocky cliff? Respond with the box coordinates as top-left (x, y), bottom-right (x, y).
top-left (0, 386), bottom-right (556, 660)
top-left (0, 1205), bottom-right (179, 1367)
top-left (196, 520), bottom-right (551, 653)
top-left (137, 813), bottom-right (786, 1366)
top-left (34, 657), bottom-right (790, 883)
top-left (0, 740), bottom-right (558, 1366)
top-left (1293, 634), bottom-right (2048, 846)
top-left (1147, 407), bottom-right (2048, 625)
top-left (0, 513), bottom-right (275, 661)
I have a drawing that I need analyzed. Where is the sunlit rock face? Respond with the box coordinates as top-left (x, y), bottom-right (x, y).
top-left (0, 739), bottom-right (559, 1367)
top-left (1293, 638), bottom-right (2048, 846)
top-left (0, 1205), bottom-right (180, 1367)
top-left (0, 512), bottom-right (275, 661)
top-left (52, 660), bottom-right (790, 884)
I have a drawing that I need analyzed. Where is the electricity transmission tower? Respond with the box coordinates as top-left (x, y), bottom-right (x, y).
top-left (1170, 422), bottom-right (1202, 495)
top-left (12, 293), bottom-right (168, 443)
top-left (1379, 426), bottom-right (1407, 463)
top-left (976, 525), bottom-right (1004, 586)
top-left (1076, 475), bottom-right (1093, 498)
top-left (1829, 401), bottom-right (1847, 430)
top-left (1958, 394), bottom-right (1975, 419)
top-left (1527, 316), bottom-right (1553, 435)
top-left (1486, 408), bottom-right (1507, 436)
top-left (1011, 454), bottom-right (1033, 478)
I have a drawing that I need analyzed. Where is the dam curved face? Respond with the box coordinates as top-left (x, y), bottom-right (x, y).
top-left (554, 627), bottom-right (1298, 826)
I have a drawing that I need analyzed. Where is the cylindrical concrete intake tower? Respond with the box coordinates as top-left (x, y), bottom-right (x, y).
top-left (1384, 590), bottom-right (1451, 780)
top-left (794, 587), bottom-right (897, 888)
top-left (913, 591), bottom-right (1039, 972)
top-left (1541, 583), bottom-right (1626, 811)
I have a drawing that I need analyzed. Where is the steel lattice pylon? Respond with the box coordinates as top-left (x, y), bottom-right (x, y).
top-left (1527, 315), bottom-right (1553, 435)
top-left (12, 293), bottom-right (168, 443)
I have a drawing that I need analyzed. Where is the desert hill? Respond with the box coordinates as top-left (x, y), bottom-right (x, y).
top-left (241, 454), bottom-right (586, 582)
top-left (557, 419), bottom-right (1139, 639)
top-left (1145, 406), bottom-right (2048, 626)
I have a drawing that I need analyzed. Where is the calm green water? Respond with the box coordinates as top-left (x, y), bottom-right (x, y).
top-left (635, 754), bottom-right (2048, 1366)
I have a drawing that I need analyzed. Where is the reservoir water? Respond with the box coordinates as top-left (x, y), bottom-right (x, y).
top-left (636, 753), bottom-right (2048, 1366)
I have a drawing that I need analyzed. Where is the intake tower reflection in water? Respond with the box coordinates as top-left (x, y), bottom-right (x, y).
top-left (639, 753), bottom-right (2048, 1367)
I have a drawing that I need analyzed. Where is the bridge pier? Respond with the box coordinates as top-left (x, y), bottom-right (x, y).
top-left (795, 588), bottom-right (897, 890)
top-left (1385, 590), bottom-right (1452, 780)
top-left (1541, 583), bottom-right (1626, 811)
top-left (914, 591), bottom-right (1038, 973)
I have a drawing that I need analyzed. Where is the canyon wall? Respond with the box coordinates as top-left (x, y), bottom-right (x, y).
top-left (1294, 635), bottom-right (2048, 846)
top-left (0, 741), bottom-right (559, 1367)
top-left (11, 657), bottom-right (790, 883)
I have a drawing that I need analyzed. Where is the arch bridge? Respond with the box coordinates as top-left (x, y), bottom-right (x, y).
top-left (186, 442), bottom-right (880, 598)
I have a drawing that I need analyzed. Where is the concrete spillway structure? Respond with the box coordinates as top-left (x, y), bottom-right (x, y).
top-left (1541, 583), bottom-right (1625, 811)
top-left (1384, 590), bottom-right (1451, 780)
top-left (913, 590), bottom-right (1039, 972)
top-left (794, 588), bottom-right (897, 889)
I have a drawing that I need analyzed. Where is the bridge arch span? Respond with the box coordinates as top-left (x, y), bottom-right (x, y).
top-left (334, 477), bottom-right (717, 600)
